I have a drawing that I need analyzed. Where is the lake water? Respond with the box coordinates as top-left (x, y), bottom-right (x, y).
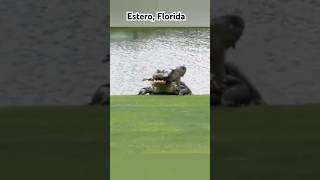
top-left (2, 0), bottom-right (320, 106)
top-left (0, 0), bottom-right (107, 106)
top-left (212, 0), bottom-right (320, 105)
top-left (110, 28), bottom-right (210, 95)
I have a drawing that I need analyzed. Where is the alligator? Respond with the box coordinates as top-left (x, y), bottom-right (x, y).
top-left (89, 54), bottom-right (109, 105)
top-left (138, 66), bottom-right (192, 95)
top-left (212, 62), bottom-right (263, 106)
top-left (89, 83), bottom-right (109, 105)
top-left (211, 14), bottom-right (264, 106)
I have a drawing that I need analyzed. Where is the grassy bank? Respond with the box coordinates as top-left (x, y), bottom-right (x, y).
top-left (214, 105), bottom-right (320, 179)
top-left (111, 95), bottom-right (210, 180)
top-left (0, 106), bottom-right (107, 180)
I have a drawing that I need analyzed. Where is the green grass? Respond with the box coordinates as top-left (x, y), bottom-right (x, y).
top-left (2, 98), bottom-right (319, 180)
top-left (214, 105), bottom-right (320, 180)
top-left (111, 95), bottom-right (210, 180)
top-left (0, 106), bottom-right (107, 180)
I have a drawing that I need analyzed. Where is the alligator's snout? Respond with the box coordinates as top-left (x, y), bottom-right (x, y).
top-left (152, 79), bottom-right (167, 84)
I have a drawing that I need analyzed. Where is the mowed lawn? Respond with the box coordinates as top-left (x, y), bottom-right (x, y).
top-left (1, 99), bottom-right (319, 180)
top-left (111, 95), bottom-right (210, 180)
top-left (0, 106), bottom-right (107, 180)
top-left (214, 105), bottom-right (320, 180)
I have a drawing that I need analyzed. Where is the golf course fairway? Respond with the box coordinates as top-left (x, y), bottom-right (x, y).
top-left (1, 97), bottom-right (320, 180)
top-left (0, 106), bottom-right (107, 180)
top-left (214, 104), bottom-right (320, 179)
top-left (111, 95), bottom-right (210, 180)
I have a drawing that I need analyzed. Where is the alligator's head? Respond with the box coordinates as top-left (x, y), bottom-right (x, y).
top-left (212, 14), bottom-right (245, 49)
top-left (146, 66), bottom-right (187, 86)
top-left (140, 66), bottom-right (189, 95)
top-left (166, 66), bottom-right (187, 83)
top-left (151, 69), bottom-right (170, 85)
top-left (172, 66), bottom-right (186, 76)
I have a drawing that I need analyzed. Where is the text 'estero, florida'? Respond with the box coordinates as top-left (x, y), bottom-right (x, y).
top-left (126, 11), bottom-right (186, 22)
